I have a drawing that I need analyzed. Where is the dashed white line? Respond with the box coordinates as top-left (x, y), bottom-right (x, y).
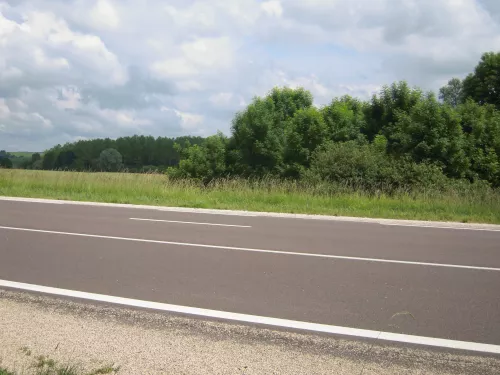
top-left (2, 196), bottom-right (500, 231)
top-left (0, 279), bottom-right (499, 354)
top-left (130, 218), bottom-right (251, 228)
top-left (0, 225), bottom-right (499, 272)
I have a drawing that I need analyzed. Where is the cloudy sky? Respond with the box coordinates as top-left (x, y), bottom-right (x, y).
top-left (1, 0), bottom-right (500, 151)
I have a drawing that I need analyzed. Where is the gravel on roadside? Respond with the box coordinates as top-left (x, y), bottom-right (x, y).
top-left (1, 289), bottom-right (499, 375)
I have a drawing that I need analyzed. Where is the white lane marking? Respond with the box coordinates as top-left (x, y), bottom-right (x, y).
top-left (1, 226), bottom-right (499, 272)
top-left (382, 223), bottom-right (500, 232)
top-left (0, 279), bottom-right (499, 354)
top-left (130, 218), bottom-right (251, 228)
top-left (2, 196), bottom-right (500, 231)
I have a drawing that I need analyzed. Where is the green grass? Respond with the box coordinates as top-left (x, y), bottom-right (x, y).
top-left (1, 169), bottom-right (500, 224)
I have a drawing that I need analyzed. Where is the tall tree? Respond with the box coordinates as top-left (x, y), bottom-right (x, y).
top-left (322, 95), bottom-right (367, 142)
top-left (42, 150), bottom-right (58, 170)
top-left (387, 92), bottom-right (469, 177)
top-left (463, 52), bottom-right (500, 109)
top-left (439, 78), bottom-right (464, 107)
top-left (365, 81), bottom-right (423, 140)
top-left (284, 107), bottom-right (327, 177)
top-left (459, 100), bottom-right (500, 184)
top-left (230, 87), bottom-right (313, 176)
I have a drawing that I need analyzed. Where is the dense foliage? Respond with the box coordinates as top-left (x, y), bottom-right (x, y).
top-left (169, 52), bottom-right (500, 190)
top-left (10, 52), bottom-right (500, 191)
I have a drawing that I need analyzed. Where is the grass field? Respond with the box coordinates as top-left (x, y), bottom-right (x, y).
top-left (1, 169), bottom-right (500, 224)
top-left (8, 152), bottom-right (40, 158)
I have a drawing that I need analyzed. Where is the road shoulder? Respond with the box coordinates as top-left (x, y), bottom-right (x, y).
top-left (1, 290), bottom-right (498, 375)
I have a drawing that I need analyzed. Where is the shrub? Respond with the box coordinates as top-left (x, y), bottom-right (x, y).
top-left (306, 141), bottom-right (450, 194)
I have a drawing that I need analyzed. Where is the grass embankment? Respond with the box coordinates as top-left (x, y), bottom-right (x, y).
top-left (1, 169), bottom-right (500, 224)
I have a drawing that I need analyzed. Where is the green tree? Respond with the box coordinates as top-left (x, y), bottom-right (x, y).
top-left (99, 148), bottom-right (123, 172)
top-left (387, 93), bottom-right (469, 177)
top-left (32, 159), bottom-right (43, 170)
top-left (459, 100), bottom-right (500, 185)
top-left (31, 153), bottom-right (41, 163)
top-left (322, 95), bottom-right (367, 143)
top-left (284, 107), bottom-right (328, 177)
top-left (365, 81), bottom-right (423, 140)
top-left (463, 52), bottom-right (500, 109)
top-left (54, 150), bottom-right (76, 170)
top-left (172, 133), bottom-right (228, 182)
top-left (230, 87), bottom-right (313, 176)
top-left (439, 78), bottom-right (464, 107)
top-left (269, 86), bottom-right (313, 121)
top-left (42, 149), bottom-right (58, 170)
top-left (0, 157), bottom-right (13, 168)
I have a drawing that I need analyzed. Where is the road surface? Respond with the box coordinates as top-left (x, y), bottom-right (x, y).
top-left (0, 198), bottom-right (499, 354)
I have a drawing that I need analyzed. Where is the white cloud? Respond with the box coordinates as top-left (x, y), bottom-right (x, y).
top-left (176, 80), bottom-right (204, 92)
top-left (1, 0), bottom-right (500, 150)
top-left (152, 58), bottom-right (199, 79)
top-left (52, 86), bottom-right (82, 110)
top-left (0, 9), bottom-right (126, 89)
top-left (261, 1), bottom-right (283, 17)
top-left (210, 93), bottom-right (234, 106)
top-left (0, 97), bottom-right (53, 135)
top-left (182, 37), bottom-right (234, 68)
top-left (90, 0), bottom-right (120, 30)
top-left (161, 106), bottom-right (204, 131)
top-left (152, 37), bottom-right (235, 80)
top-left (0, 99), bottom-right (11, 118)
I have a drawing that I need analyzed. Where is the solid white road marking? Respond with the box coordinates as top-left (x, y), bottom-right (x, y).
top-left (0, 279), bottom-right (499, 354)
top-left (382, 223), bottom-right (500, 232)
top-left (2, 196), bottom-right (500, 231)
top-left (130, 218), bottom-right (251, 228)
top-left (0, 225), bottom-right (499, 272)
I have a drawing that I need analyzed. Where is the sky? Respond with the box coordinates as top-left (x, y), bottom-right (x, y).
top-left (1, 0), bottom-right (500, 151)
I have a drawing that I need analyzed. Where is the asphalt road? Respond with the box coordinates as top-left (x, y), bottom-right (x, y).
top-left (1, 199), bottom-right (500, 349)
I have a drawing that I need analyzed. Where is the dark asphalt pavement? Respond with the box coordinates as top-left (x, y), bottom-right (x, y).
top-left (1, 199), bottom-right (499, 346)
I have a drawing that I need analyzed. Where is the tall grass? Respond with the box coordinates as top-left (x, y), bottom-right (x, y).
top-left (1, 169), bottom-right (500, 223)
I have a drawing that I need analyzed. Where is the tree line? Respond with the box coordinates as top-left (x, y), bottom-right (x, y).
top-left (171, 52), bottom-right (500, 190)
top-left (6, 52), bottom-right (500, 191)
top-left (32, 135), bottom-right (205, 173)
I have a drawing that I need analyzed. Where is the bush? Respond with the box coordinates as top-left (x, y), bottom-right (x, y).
top-left (305, 141), bottom-right (450, 194)
top-left (168, 133), bottom-right (228, 183)
top-left (99, 148), bottom-right (123, 172)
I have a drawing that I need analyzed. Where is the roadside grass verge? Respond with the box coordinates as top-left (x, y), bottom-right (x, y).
top-left (1, 169), bottom-right (500, 224)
